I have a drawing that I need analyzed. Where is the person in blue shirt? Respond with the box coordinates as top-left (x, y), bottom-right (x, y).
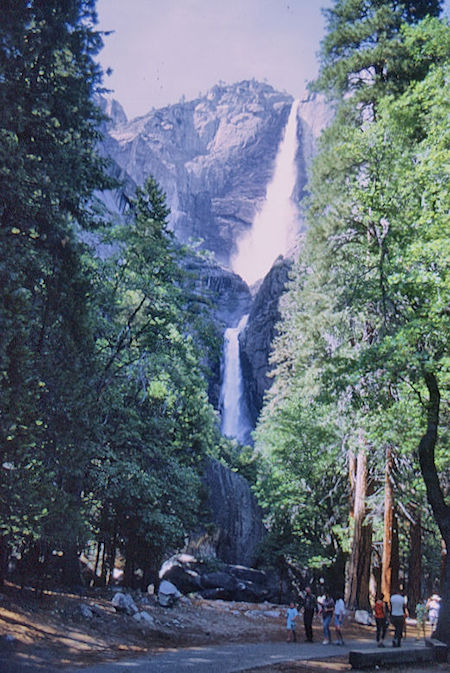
top-left (286, 602), bottom-right (299, 642)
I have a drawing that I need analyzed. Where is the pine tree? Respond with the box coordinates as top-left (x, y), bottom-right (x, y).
top-left (0, 0), bottom-right (111, 584)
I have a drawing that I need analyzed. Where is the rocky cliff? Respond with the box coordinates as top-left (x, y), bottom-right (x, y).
top-left (96, 83), bottom-right (331, 569)
top-left (199, 458), bottom-right (266, 566)
top-left (98, 83), bottom-right (331, 420)
top-left (240, 257), bottom-right (292, 425)
top-left (100, 81), bottom-right (295, 267)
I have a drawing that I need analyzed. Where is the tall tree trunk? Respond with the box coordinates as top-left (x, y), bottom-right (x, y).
top-left (100, 542), bottom-right (107, 586)
top-left (418, 371), bottom-right (450, 644)
top-left (382, 446), bottom-right (395, 600)
top-left (408, 510), bottom-right (422, 617)
top-left (346, 449), bottom-right (369, 609)
top-left (391, 508), bottom-right (399, 592)
top-left (357, 522), bottom-right (372, 610)
top-left (61, 543), bottom-right (81, 587)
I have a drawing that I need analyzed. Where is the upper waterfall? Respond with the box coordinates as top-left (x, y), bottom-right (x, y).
top-left (231, 99), bottom-right (300, 286)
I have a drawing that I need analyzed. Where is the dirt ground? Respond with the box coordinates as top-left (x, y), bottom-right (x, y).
top-left (0, 582), bottom-right (446, 672)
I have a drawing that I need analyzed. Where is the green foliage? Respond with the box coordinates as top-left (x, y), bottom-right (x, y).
top-left (0, 3), bottom-right (222, 586)
top-left (0, 1), bottom-right (111, 566)
top-left (86, 178), bottom-right (221, 584)
top-left (254, 5), bottom-right (449, 588)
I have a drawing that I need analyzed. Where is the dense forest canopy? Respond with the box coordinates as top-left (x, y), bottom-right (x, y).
top-left (0, 0), bottom-right (448, 645)
top-left (0, 0), bottom-right (226, 590)
top-left (255, 0), bottom-right (449, 643)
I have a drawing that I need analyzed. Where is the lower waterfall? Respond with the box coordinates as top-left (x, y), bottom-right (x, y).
top-left (220, 314), bottom-right (252, 444)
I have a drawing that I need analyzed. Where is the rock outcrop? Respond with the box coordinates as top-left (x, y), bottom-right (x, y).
top-left (181, 251), bottom-right (252, 407)
top-left (100, 81), bottom-right (294, 267)
top-left (194, 458), bottom-right (265, 567)
top-left (160, 554), bottom-right (290, 603)
top-left (240, 257), bottom-right (292, 425)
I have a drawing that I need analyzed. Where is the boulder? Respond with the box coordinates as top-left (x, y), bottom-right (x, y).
top-left (159, 560), bottom-right (202, 594)
top-left (200, 572), bottom-right (238, 591)
top-left (159, 553), bottom-right (286, 604)
top-left (133, 611), bottom-right (156, 628)
top-left (228, 565), bottom-right (267, 585)
top-left (111, 592), bottom-right (138, 616)
top-left (355, 609), bottom-right (375, 626)
top-left (78, 603), bottom-right (93, 619)
top-left (158, 579), bottom-right (182, 607)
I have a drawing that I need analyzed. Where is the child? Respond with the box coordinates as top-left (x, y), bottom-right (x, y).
top-left (286, 602), bottom-right (299, 642)
top-left (334, 594), bottom-right (346, 645)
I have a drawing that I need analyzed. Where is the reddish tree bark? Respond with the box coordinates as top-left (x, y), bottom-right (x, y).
top-left (382, 446), bottom-right (395, 600)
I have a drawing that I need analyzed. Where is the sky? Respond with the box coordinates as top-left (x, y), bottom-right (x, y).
top-left (96, 0), bottom-right (332, 120)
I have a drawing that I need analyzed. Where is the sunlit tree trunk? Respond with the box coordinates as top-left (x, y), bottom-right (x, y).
top-left (408, 510), bottom-right (422, 616)
top-left (346, 449), bottom-right (370, 608)
top-left (382, 445), bottom-right (395, 599)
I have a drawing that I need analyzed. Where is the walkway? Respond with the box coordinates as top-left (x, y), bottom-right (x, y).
top-left (66, 636), bottom-right (384, 672)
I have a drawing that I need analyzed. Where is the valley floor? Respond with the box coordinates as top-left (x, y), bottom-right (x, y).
top-left (0, 583), bottom-right (444, 672)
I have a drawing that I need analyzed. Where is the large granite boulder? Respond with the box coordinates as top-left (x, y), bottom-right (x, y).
top-left (159, 554), bottom-right (289, 604)
top-left (201, 458), bottom-right (265, 566)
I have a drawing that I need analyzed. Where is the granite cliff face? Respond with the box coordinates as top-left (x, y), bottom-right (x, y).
top-left (97, 83), bottom-right (330, 568)
top-left (101, 81), bottom-right (294, 266)
top-left (240, 257), bottom-right (292, 425)
top-left (99, 82), bottom-right (330, 423)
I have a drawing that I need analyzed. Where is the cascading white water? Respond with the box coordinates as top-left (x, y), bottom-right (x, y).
top-left (220, 101), bottom-right (300, 442)
top-left (232, 100), bottom-right (300, 286)
top-left (220, 313), bottom-right (252, 444)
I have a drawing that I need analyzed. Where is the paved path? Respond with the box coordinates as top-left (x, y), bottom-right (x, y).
top-left (64, 636), bottom-right (391, 673)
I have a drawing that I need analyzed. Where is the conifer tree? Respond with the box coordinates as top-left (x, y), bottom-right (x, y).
top-left (254, 1), bottom-right (448, 634)
top-left (0, 0), bottom-right (111, 583)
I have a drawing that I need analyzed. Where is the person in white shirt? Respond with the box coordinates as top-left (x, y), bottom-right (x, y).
top-left (334, 594), bottom-right (346, 645)
top-left (426, 594), bottom-right (441, 633)
top-left (390, 590), bottom-right (406, 647)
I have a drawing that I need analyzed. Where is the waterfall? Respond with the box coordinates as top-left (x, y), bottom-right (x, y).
top-left (220, 100), bottom-right (300, 442)
top-left (232, 100), bottom-right (300, 286)
top-left (220, 314), bottom-right (252, 444)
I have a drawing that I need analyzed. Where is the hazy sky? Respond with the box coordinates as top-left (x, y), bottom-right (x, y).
top-left (96, 0), bottom-right (332, 120)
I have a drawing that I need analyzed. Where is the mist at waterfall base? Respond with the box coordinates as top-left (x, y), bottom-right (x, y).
top-left (232, 100), bottom-right (301, 287)
top-left (220, 101), bottom-right (301, 444)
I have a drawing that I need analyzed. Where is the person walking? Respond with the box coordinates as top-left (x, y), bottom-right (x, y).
top-left (302, 586), bottom-right (317, 642)
top-left (426, 594), bottom-right (441, 634)
top-left (334, 594), bottom-right (346, 645)
top-left (390, 589), bottom-right (407, 647)
top-left (374, 593), bottom-right (389, 647)
top-left (320, 592), bottom-right (335, 644)
top-left (286, 602), bottom-right (299, 642)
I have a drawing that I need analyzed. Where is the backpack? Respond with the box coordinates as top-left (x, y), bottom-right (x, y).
top-left (374, 600), bottom-right (385, 619)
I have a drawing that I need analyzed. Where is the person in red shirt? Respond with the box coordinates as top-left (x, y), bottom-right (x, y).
top-left (374, 593), bottom-right (389, 647)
